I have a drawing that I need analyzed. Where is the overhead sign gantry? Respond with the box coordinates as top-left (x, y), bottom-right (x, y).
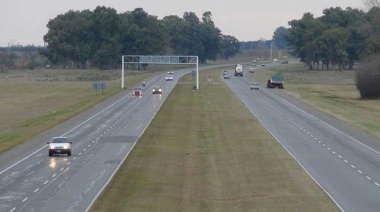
top-left (121, 55), bottom-right (199, 89)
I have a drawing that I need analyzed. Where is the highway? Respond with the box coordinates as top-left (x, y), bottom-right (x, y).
top-left (224, 67), bottom-right (380, 212)
top-left (0, 68), bottom-right (193, 212)
top-left (1, 63), bottom-right (380, 212)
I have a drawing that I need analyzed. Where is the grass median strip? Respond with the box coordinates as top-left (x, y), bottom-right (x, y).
top-left (90, 68), bottom-right (338, 212)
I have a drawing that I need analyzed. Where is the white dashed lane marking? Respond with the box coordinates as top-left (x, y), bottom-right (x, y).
top-left (22, 197), bottom-right (28, 202)
top-left (34, 188), bottom-right (39, 193)
top-left (269, 103), bottom-right (380, 191)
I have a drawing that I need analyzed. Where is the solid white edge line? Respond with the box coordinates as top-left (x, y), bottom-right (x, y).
top-left (224, 81), bottom-right (344, 211)
top-left (269, 90), bottom-right (380, 156)
top-left (0, 93), bottom-right (131, 176)
top-left (241, 102), bottom-right (345, 212)
top-left (84, 71), bottom-right (184, 212)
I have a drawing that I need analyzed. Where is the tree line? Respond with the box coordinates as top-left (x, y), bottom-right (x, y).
top-left (40, 7), bottom-right (240, 69)
top-left (286, 6), bottom-right (380, 71)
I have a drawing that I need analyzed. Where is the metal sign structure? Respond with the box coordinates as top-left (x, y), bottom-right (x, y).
top-left (121, 55), bottom-right (199, 89)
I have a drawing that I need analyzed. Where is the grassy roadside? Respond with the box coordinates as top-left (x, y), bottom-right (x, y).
top-left (0, 70), bottom-right (157, 154)
top-left (251, 63), bottom-right (380, 139)
top-left (90, 68), bottom-right (338, 211)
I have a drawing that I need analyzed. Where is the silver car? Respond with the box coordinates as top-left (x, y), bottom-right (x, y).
top-left (250, 82), bottom-right (260, 90)
top-left (47, 137), bottom-right (72, 156)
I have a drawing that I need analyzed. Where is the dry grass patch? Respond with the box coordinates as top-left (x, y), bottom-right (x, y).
top-left (91, 68), bottom-right (338, 212)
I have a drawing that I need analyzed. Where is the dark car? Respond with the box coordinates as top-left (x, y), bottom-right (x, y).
top-left (223, 74), bottom-right (230, 79)
top-left (152, 87), bottom-right (163, 94)
top-left (132, 87), bottom-right (143, 96)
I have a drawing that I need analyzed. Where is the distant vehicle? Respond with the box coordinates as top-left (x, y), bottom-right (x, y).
top-left (234, 64), bottom-right (243, 77)
top-left (132, 87), bottom-right (143, 96)
top-left (261, 64), bottom-right (266, 66)
top-left (252, 60), bottom-right (257, 67)
top-left (223, 74), bottom-right (230, 79)
top-left (250, 82), bottom-right (259, 90)
top-left (142, 81), bottom-right (146, 87)
top-left (249, 67), bottom-right (255, 73)
top-left (223, 69), bottom-right (229, 75)
top-left (267, 75), bottom-right (284, 89)
top-left (152, 87), bottom-right (163, 94)
top-left (168, 71), bottom-right (174, 75)
top-left (165, 75), bottom-right (173, 81)
top-left (48, 137), bottom-right (72, 156)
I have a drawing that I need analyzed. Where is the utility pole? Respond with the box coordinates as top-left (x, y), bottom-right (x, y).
top-left (270, 42), bottom-right (273, 63)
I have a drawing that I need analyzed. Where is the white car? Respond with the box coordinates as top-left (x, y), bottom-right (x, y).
top-left (168, 71), bottom-right (174, 75)
top-left (165, 75), bottom-right (173, 81)
top-left (48, 137), bottom-right (72, 156)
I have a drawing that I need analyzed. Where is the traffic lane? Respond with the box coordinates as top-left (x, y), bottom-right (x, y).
top-left (233, 74), bottom-right (380, 183)
top-left (0, 64), bottom-right (225, 173)
top-left (250, 82), bottom-right (380, 188)
top-left (225, 75), bottom-right (380, 211)
top-left (1, 65), bottom-right (216, 212)
top-left (0, 75), bottom-right (169, 212)
top-left (14, 72), bottom-right (181, 211)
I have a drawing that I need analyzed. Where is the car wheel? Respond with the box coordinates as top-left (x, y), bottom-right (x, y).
top-left (49, 153), bottom-right (52, 157)
top-left (67, 151), bottom-right (71, 156)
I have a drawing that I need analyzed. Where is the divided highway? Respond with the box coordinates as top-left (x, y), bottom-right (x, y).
top-left (2, 63), bottom-right (380, 212)
top-left (224, 69), bottom-right (380, 212)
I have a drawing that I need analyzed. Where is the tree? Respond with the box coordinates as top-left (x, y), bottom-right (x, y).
top-left (120, 8), bottom-right (168, 56)
top-left (162, 15), bottom-right (186, 54)
top-left (198, 12), bottom-right (222, 63)
top-left (273, 27), bottom-right (289, 49)
top-left (363, 0), bottom-right (380, 10)
top-left (356, 54), bottom-right (380, 99)
top-left (220, 35), bottom-right (240, 60)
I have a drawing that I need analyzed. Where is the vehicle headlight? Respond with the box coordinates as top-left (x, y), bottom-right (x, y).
top-left (159, 89), bottom-right (162, 92)
top-left (152, 89), bottom-right (155, 92)
top-left (49, 145), bottom-right (54, 149)
top-left (63, 145), bottom-right (69, 149)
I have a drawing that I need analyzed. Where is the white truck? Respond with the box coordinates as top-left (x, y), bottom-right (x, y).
top-left (234, 64), bottom-right (243, 76)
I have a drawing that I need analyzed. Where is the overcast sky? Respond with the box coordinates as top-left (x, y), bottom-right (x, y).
top-left (1, 0), bottom-right (365, 47)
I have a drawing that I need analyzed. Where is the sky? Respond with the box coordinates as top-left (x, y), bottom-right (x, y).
top-left (0, 0), bottom-right (365, 47)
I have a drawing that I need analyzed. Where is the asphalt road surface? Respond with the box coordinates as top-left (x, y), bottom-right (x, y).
top-left (224, 66), bottom-right (380, 212)
top-left (0, 63), bottom-right (233, 212)
top-left (0, 68), bottom-right (194, 212)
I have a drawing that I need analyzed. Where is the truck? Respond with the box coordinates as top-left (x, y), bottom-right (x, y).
top-left (267, 75), bottom-right (284, 89)
top-left (234, 64), bottom-right (243, 76)
top-left (281, 56), bottom-right (289, 64)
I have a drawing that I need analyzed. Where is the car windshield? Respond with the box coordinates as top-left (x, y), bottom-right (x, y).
top-left (52, 138), bottom-right (68, 143)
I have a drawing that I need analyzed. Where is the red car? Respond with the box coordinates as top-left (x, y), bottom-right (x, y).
top-left (132, 88), bottom-right (143, 96)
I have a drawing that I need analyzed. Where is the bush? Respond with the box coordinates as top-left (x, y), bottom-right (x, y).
top-left (356, 54), bottom-right (380, 99)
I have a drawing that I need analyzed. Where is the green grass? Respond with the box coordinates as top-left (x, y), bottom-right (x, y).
top-left (90, 68), bottom-right (338, 212)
